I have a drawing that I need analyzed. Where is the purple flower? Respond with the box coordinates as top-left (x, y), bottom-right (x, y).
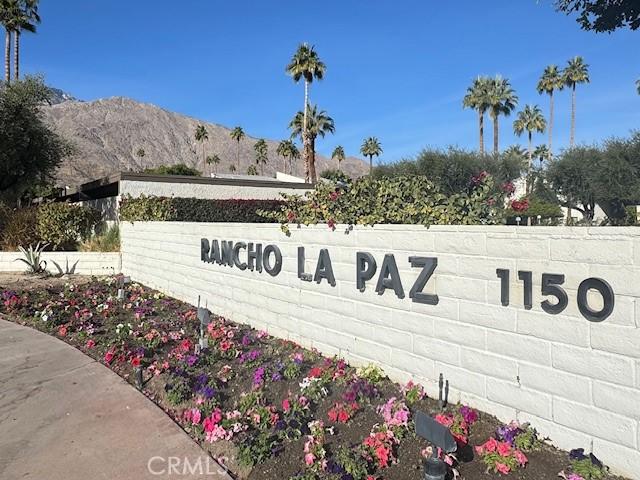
top-left (253, 367), bottom-right (265, 386)
top-left (496, 423), bottom-right (521, 446)
top-left (569, 448), bottom-right (587, 461)
top-left (241, 334), bottom-right (253, 347)
top-left (199, 385), bottom-right (216, 399)
top-left (185, 355), bottom-right (198, 367)
top-left (459, 405), bottom-right (478, 425)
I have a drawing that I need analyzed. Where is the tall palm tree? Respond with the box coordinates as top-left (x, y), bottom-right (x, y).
top-left (254, 139), bottom-right (268, 176)
top-left (230, 126), bottom-right (245, 170)
top-left (289, 104), bottom-right (334, 183)
top-left (513, 105), bottom-right (547, 194)
top-left (536, 65), bottom-right (564, 157)
top-left (206, 154), bottom-right (220, 175)
top-left (360, 137), bottom-right (383, 174)
top-left (463, 76), bottom-right (491, 154)
top-left (194, 125), bottom-right (208, 165)
top-left (0, 0), bottom-right (39, 83)
top-left (332, 145), bottom-right (345, 170)
top-left (286, 43), bottom-right (326, 183)
top-left (229, 164), bottom-right (237, 173)
top-left (563, 56), bottom-right (589, 147)
top-left (276, 140), bottom-right (290, 173)
top-left (486, 76), bottom-right (518, 155)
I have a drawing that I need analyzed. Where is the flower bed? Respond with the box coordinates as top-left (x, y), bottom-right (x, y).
top-left (0, 276), bottom-right (626, 480)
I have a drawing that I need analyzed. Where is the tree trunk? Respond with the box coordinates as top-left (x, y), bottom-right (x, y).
top-left (570, 84), bottom-right (576, 147)
top-left (236, 142), bottom-right (240, 169)
top-left (527, 131), bottom-right (533, 194)
top-left (302, 80), bottom-right (310, 182)
top-left (492, 114), bottom-right (499, 155)
top-left (479, 111), bottom-right (484, 155)
top-left (4, 30), bottom-right (10, 84)
top-left (308, 137), bottom-right (317, 183)
top-left (338, 158), bottom-right (341, 171)
top-left (369, 155), bottom-right (373, 175)
top-left (13, 30), bottom-right (19, 81)
top-left (548, 90), bottom-right (554, 156)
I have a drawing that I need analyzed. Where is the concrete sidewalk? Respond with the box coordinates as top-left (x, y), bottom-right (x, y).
top-left (0, 319), bottom-right (232, 480)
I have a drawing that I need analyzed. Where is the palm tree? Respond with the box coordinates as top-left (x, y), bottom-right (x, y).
top-left (536, 65), bottom-right (564, 157)
top-left (513, 104), bottom-right (547, 178)
top-left (230, 126), bottom-right (245, 170)
top-left (636, 79), bottom-right (639, 95)
top-left (289, 104), bottom-right (335, 183)
top-left (194, 125), bottom-right (208, 165)
top-left (533, 144), bottom-right (551, 168)
top-left (254, 139), bottom-right (268, 176)
top-left (277, 139), bottom-right (299, 174)
top-left (0, 0), bottom-right (39, 83)
top-left (563, 56), bottom-right (590, 147)
top-left (504, 145), bottom-right (526, 158)
top-left (332, 145), bottom-right (345, 170)
top-left (486, 76), bottom-right (518, 155)
top-left (229, 164), bottom-right (236, 173)
top-left (360, 137), bottom-right (383, 174)
top-left (206, 154), bottom-right (220, 175)
top-left (286, 43), bottom-right (326, 183)
top-left (276, 140), bottom-right (289, 173)
top-left (247, 165), bottom-right (258, 176)
top-left (463, 76), bottom-right (491, 154)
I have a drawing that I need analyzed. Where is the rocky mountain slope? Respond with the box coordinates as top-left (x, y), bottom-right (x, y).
top-left (42, 96), bottom-right (367, 187)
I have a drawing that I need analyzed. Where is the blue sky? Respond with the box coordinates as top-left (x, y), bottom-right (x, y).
top-left (22, 0), bottom-right (639, 162)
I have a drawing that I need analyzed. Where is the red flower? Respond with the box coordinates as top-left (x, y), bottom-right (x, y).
top-left (282, 398), bottom-right (291, 413)
top-left (58, 325), bottom-right (67, 337)
top-left (180, 339), bottom-right (192, 352)
top-left (329, 191), bottom-right (340, 201)
top-left (327, 219), bottom-right (336, 230)
top-left (309, 367), bottom-right (323, 378)
top-left (86, 339), bottom-right (96, 349)
top-left (286, 210), bottom-right (296, 221)
top-left (220, 340), bottom-right (232, 352)
top-left (104, 350), bottom-right (115, 364)
top-left (131, 356), bottom-right (141, 367)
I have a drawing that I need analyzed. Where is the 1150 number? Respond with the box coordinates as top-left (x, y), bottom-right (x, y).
top-left (496, 269), bottom-right (614, 322)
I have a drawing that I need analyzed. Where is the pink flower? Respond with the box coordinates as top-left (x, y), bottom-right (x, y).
top-left (304, 453), bottom-right (315, 466)
top-left (211, 409), bottom-right (222, 424)
top-left (86, 339), bottom-right (96, 349)
top-left (191, 409), bottom-right (202, 425)
top-left (514, 450), bottom-right (528, 466)
top-left (483, 437), bottom-right (498, 453)
top-left (497, 441), bottom-right (511, 457)
top-left (282, 398), bottom-right (291, 412)
top-left (496, 462), bottom-right (511, 474)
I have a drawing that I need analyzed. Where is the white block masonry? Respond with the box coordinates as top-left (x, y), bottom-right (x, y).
top-left (120, 222), bottom-right (640, 477)
top-left (0, 251), bottom-right (121, 275)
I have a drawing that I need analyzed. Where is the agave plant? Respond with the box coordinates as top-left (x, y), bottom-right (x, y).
top-left (15, 242), bottom-right (49, 274)
top-left (51, 258), bottom-right (79, 277)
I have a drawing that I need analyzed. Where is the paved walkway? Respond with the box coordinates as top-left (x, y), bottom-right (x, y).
top-left (0, 319), bottom-right (232, 480)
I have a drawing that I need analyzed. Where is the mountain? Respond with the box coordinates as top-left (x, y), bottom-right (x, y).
top-left (48, 87), bottom-right (78, 105)
top-left (41, 96), bottom-right (368, 187)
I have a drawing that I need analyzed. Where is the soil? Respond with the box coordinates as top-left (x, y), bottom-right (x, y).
top-left (0, 273), bottom-right (629, 480)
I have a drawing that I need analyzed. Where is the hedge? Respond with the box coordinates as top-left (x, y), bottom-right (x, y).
top-left (119, 195), bottom-right (285, 223)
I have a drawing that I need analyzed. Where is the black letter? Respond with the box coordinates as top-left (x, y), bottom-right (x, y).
top-left (263, 245), bottom-right (283, 277)
top-left (233, 242), bottom-right (247, 270)
top-left (247, 243), bottom-right (263, 272)
top-left (496, 269), bottom-right (510, 306)
top-left (541, 273), bottom-right (568, 314)
top-left (518, 270), bottom-right (533, 310)
top-left (577, 278), bottom-right (614, 322)
top-left (211, 240), bottom-right (222, 265)
top-left (375, 254), bottom-right (404, 299)
top-left (409, 256), bottom-right (438, 305)
top-left (221, 241), bottom-right (234, 266)
top-left (314, 249), bottom-right (336, 286)
top-left (298, 247), bottom-right (312, 282)
top-left (356, 252), bottom-right (377, 291)
top-left (200, 238), bottom-right (210, 263)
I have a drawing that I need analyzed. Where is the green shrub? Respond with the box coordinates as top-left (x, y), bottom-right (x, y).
top-left (36, 202), bottom-right (100, 250)
top-left (320, 168), bottom-right (351, 183)
top-left (1, 206), bottom-right (40, 250)
top-left (119, 195), bottom-right (284, 223)
top-left (143, 163), bottom-right (201, 176)
top-left (79, 224), bottom-right (120, 252)
top-left (262, 174), bottom-right (505, 233)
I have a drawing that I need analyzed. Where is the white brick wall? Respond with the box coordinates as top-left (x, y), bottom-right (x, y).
top-left (120, 222), bottom-right (640, 477)
top-left (0, 251), bottom-right (121, 275)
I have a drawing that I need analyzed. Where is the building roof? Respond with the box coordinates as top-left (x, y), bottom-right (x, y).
top-left (56, 172), bottom-right (312, 202)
